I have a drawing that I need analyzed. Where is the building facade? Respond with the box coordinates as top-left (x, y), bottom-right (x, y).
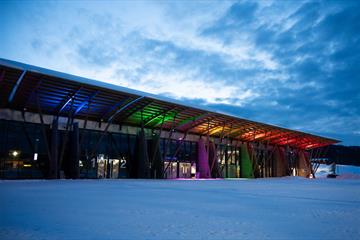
top-left (0, 59), bottom-right (339, 179)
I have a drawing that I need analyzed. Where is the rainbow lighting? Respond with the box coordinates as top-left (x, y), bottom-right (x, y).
top-left (0, 58), bottom-right (339, 180)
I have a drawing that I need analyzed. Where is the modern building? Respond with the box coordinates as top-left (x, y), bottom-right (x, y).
top-left (0, 58), bottom-right (339, 179)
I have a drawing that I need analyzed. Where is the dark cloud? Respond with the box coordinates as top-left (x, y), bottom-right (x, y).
top-left (200, 2), bottom-right (258, 43)
top-left (195, 0), bottom-right (360, 145)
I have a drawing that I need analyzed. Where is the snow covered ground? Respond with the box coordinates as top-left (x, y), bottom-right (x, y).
top-left (1, 178), bottom-right (360, 240)
top-left (316, 164), bottom-right (360, 178)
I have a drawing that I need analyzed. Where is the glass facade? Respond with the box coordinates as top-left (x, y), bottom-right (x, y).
top-left (162, 139), bottom-right (197, 179)
top-left (0, 120), bottom-right (198, 179)
top-left (217, 144), bottom-right (241, 178)
top-left (0, 119), bottom-right (298, 179)
top-left (78, 129), bottom-right (136, 179)
top-left (0, 120), bottom-right (48, 179)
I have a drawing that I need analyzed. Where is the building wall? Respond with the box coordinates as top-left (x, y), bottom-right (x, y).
top-left (0, 108), bottom-right (304, 179)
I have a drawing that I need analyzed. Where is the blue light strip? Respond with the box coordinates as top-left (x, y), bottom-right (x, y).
top-left (8, 70), bottom-right (27, 103)
top-left (58, 97), bottom-right (73, 113)
top-left (74, 90), bottom-right (99, 116)
top-left (57, 87), bottom-right (83, 114)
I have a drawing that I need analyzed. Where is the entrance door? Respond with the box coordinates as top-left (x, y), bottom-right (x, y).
top-left (97, 155), bottom-right (106, 179)
top-left (179, 163), bottom-right (191, 178)
top-left (164, 161), bottom-right (177, 179)
top-left (108, 159), bottom-right (119, 179)
top-left (164, 162), bottom-right (192, 179)
top-left (97, 154), bottom-right (120, 179)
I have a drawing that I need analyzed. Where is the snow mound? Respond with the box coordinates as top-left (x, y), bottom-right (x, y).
top-left (336, 174), bottom-right (360, 179)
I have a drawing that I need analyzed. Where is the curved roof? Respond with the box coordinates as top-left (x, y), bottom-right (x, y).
top-left (0, 58), bottom-right (339, 149)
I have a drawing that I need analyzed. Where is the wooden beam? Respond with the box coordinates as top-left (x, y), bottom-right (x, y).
top-left (177, 113), bottom-right (213, 132)
top-left (116, 100), bottom-right (154, 123)
top-left (199, 120), bottom-right (235, 136)
top-left (143, 106), bottom-right (180, 126)
top-left (89, 96), bottom-right (145, 158)
top-left (223, 122), bottom-right (254, 138)
top-left (100, 97), bottom-right (131, 120)
top-left (270, 132), bottom-right (301, 145)
top-left (231, 125), bottom-right (258, 139)
top-left (24, 79), bottom-right (42, 108)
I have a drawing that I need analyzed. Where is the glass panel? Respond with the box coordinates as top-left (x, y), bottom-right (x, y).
top-left (179, 162), bottom-right (191, 178)
top-left (97, 154), bottom-right (106, 178)
top-left (0, 120), bottom-right (46, 179)
top-left (118, 157), bottom-right (128, 178)
top-left (109, 159), bottom-right (119, 179)
top-left (164, 161), bottom-right (177, 179)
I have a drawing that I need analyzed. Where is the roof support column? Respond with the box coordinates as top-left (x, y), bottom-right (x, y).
top-left (163, 114), bottom-right (178, 177)
top-left (163, 130), bottom-right (188, 177)
top-left (69, 122), bottom-right (80, 179)
top-left (35, 94), bottom-right (53, 178)
top-left (90, 96), bottom-right (145, 159)
top-left (58, 98), bottom-right (75, 173)
top-left (150, 114), bottom-right (166, 179)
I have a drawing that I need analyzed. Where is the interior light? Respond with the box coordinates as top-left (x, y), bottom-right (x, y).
top-left (23, 164), bottom-right (32, 167)
top-left (11, 150), bottom-right (19, 157)
top-left (191, 165), bottom-right (196, 174)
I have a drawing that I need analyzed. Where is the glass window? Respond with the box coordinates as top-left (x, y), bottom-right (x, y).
top-left (0, 120), bottom-right (46, 179)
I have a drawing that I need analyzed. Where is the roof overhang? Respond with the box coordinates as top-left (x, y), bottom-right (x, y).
top-left (0, 58), bottom-right (340, 149)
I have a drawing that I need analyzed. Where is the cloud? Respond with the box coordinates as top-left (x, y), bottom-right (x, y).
top-left (0, 0), bottom-right (359, 145)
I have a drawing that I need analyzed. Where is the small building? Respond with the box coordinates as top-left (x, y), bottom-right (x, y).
top-left (0, 58), bottom-right (339, 179)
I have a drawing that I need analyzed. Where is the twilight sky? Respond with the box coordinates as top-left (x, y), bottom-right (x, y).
top-left (1, 0), bottom-right (359, 145)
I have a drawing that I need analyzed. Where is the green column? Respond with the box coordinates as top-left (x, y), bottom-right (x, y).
top-left (240, 143), bottom-right (254, 178)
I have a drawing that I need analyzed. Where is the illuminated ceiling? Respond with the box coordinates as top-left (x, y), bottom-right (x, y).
top-left (0, 58), bottom-right (339, 149)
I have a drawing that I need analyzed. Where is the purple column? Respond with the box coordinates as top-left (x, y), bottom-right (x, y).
top-left (197, 138), bottom-right (210, 178)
